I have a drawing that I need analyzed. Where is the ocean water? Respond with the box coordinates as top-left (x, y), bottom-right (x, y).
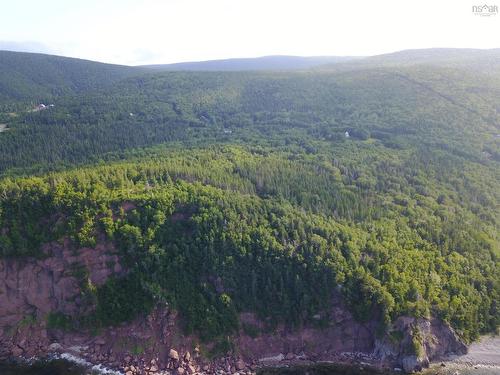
top-left (0, 357), bottom-right (121, 375)
top-left (0, 360), bottom-right (86, 375)
top-left (258, 363), bottom-right (385, 374)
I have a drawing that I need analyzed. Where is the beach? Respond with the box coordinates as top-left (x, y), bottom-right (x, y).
top-left (422, 335), bottom-right (500, 375)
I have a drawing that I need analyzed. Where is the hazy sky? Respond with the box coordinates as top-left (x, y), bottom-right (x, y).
top-left (1, 0), bottom-right (499, 65)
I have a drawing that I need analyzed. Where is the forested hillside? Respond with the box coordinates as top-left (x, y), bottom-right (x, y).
top-left (0, 49), bottom-right (498, 353)
top-left (1, 64), bottom-right (499, 173)
top-left (0, 50), bottom-right (142, 101)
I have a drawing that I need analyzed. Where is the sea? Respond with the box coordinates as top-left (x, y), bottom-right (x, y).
top-left (0, 355), bottom-right (122, 375)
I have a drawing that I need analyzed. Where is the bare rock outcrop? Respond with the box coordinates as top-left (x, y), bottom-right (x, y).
top-left (375, 316), bottom-right (467, 372)
top-left (0, 238), bottom-right (122, 357)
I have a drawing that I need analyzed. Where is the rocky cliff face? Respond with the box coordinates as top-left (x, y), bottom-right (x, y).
top-left (375, 317), bottom-right (467, 372)
top-left (0, 241), bottom-right (467, 374)
top-left (0, 238), bottom-right (122, 357)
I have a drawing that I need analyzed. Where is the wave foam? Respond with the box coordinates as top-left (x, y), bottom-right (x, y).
top-left (58, 352), bottom-right (123, 375)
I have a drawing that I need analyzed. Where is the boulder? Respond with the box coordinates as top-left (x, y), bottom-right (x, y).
top-left (48, 342), bottom-right (63, 352)
top-left (401, 355), bottom-right (419, 373)
top-left (11, 345), bottom-right (24, 356)
top-left (235, 359), bottom-right (246, 370)
top-left (169, 349), bottom-right (179, 360)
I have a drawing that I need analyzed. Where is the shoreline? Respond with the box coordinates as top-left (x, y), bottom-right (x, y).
top-left (3, 336), bottom-right (494, 375)
top-left (1, 356), bottom-right (390, 375)
top-left (5, 338), bottom-right (500, 375)
top-left (422, 335), bottom-right (500, 375)
top-left (2, 347), bottom-right (391, 375)
top-left (446, 335), bottom-right (500, 367)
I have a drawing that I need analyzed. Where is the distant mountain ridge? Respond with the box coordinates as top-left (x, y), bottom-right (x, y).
top-left (318, 48), bottom-right (500, 75)
top-left (142, 55), bottom-right (362, 71)
top-left (2, 48), bottom-right (500, 102)
top-left (140, 48), bottom-right (500, 72)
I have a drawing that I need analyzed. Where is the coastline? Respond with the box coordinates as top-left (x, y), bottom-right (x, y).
top-left (3, 335), bottom-right (499, 375)
top-left (1, 355), bottom-right (390, 375)
top-left (1, 346), bottom-right (389, 375)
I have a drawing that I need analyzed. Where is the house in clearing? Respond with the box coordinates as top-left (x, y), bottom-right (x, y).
top-left (33, 104), bottom-right (54, 111)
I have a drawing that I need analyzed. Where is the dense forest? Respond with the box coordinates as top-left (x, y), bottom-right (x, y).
top-left (0, 49), bottom-right (498, 349)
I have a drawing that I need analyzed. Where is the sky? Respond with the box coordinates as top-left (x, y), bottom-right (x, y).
top-left (1, 0), bottom-right (499, 65)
